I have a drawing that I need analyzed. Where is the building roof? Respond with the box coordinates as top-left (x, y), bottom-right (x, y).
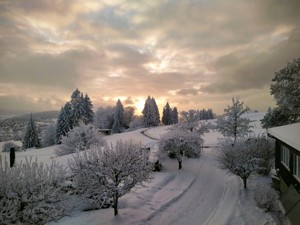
top-left (267, 123), bottom-right (300, 151)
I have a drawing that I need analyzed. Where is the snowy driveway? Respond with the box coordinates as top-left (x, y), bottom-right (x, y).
top-left (144, 148), bottom-right (239, 225)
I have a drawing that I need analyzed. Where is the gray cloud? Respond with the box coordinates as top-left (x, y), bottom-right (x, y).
top-left (176, 88), bottom-right (200, 96)
top-left (0, 0), bottom-right (299, 114)
top-left (203, 28), bottom-right (300, 93)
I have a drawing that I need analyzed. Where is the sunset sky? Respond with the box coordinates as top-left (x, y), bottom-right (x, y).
top-left (1, 0), bottom-right (300, 115)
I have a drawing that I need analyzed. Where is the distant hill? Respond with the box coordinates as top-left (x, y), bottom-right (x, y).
top-left (0, 111), bottom-right (60, 142)
top-left (1, 110), bottom-right (59, 123)
top-left (15, 110), bottom-right (60, 121)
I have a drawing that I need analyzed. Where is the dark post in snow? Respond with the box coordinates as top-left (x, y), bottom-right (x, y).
top-left (10, 147), bottom-right (15, 167)
top-left (177, 149), bottom-right (183, 170)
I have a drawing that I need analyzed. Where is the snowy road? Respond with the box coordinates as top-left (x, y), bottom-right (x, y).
top-left (143, 148), bottom-right (239, 225)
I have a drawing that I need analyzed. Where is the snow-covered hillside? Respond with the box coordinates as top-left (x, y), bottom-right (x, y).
top-left (1, 112), bottom-right (281, 225)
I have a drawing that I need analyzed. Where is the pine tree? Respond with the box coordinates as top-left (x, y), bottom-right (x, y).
top-left (112, 99), bottom-right (125, 133)
top-left (70, 88), bottom-right (83, 127)
top-left (162, 102), bottom-right (172, 125)
top-left (22, 114), bottom-right (40, 149)
top-left (56, 102), bottom-right (73, 144)
top-left (171, 107), bottom-right (179, 124)
top-left (151, 97), bottom-right (160, 126)
top-left (142, 96), bottom-right (153, 127)
top-left (82, 93), bottom-right (94, 124)
top-left (142, 96), bottom-right (161, 127)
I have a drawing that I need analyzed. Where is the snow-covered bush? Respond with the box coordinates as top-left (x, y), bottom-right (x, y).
top-left (159, 128), bottom-right (203, 169)
top-left (41, 123), bottom-right (56, 147)
top-left (0, 158), bottom-right (69, 225)
top-left (246, 135), bottom-right (275, 176)
top-left (55, 122), bottom-right (106, 156)
top-left (2, 142), bottom-right (21, 152)
top-left (68, 141), bottom-right (153, 216)
top-left (253, 185), bottom-right (278, 211)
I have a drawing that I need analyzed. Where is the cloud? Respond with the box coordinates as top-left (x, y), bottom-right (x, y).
top-left (0, 0), bottom-right (299, 115)
top-left (176, 88), bottom-right (200, 96)
top-left (203, 28), bottom-right (300, 93)
top-left (124, 97), bottom-right (134, 105)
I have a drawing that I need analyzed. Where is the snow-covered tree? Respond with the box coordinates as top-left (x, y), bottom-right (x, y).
top-left (159, 129), bottom-right (203, 169)
top-left (70, 89), bottom-right (85, 127)
top-left (162, 102), bottom-right (173, 125)
top-left (216, 138), bottom-right (257, 188)
top-left (171, 107), bottom-right (179, 124)
top-left (41, 123), bottom-right (56, 147)
top-left (0, 158), bottom-right (69, 225)
top-left (261, 107), bottom-right (289, 129)
top-left (129, 115), bottom-right (144, 129)
top-left (56, 102), bottom-right (73, 144)
top-left (112, 99), bottom-right (125, 133)
top-left (68, 141), bottom-right (153, 216)
top-left (124, 106), bottom-right (135, 128)
top-left (67, 148), bottom-right (112, 210)
top-left (151, 97), bottom-right (160, 126)
top-left (22, 114), bottom-right (40, 149)
top-left (2, 142), bottom-right (21, 152)
top-left (94, 106), bottom-right (115, 129)
top-left (82, 93), bottom-right (94, 124)
top-left (55, 122), bottom-right (106, 156)
top-left (271, 58), bottom-right (300, 112)
top-left (142, 96), bottom-right (160, 127)
top-left (199, 108), bottom-right (214, 120)
top-left (262, 58), bottom-right (300, 127)
top-left (245, 134), bottom-right (275, 176)
top-left (217, 97), bottom-right (252, 142)
top-left (179, 109), bottom-right (200, 132)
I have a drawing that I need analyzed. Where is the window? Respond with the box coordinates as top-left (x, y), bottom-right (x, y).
top-left (293, 155), bottom-right (300, 179)
top-left (281, 145), bottom-right (290, 169)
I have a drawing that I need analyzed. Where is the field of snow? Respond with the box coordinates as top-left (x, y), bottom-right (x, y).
top-left (1, 112), bottom-right (283, 225)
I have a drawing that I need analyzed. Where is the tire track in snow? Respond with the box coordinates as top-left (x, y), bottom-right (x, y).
top-left (202, 174), bottom-right (239, 225)
top-left (143, 148), bottom-right (235, 225)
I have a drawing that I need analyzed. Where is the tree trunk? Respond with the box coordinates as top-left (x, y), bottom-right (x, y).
top-left (113, 195), bottom-right (119, 216)
top-left (243, 178), bottom-right (247, 188)
top-left (178, 160), bottom-right (182, 170)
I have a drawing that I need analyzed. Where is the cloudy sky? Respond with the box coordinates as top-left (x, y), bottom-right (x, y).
top-left (1, 0), bottom-right (300, 115)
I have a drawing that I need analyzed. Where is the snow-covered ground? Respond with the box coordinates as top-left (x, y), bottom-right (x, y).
top-left (1, 112), bottom-right (282, 225)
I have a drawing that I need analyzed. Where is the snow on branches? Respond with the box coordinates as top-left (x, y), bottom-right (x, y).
top-left (217, 97), bottom-right (252, 142)
top-left (0, 158), bottom-right (69, 225)
top-left (216, 135), bottom-right (275, 188)
top-left (262, 58), bottom-right (300, 127)
top-left (159, 128), bottom-right (203, 169)
top-left (68, 141), bottom-right (153, 216)
top-left (55, 122), bottom-right (106, 156)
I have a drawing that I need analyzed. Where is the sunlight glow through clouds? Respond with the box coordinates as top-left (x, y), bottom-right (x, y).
top-left (0, 0), bottom-right (299, 114)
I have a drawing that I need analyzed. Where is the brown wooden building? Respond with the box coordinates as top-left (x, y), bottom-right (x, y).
top-left (268, 122), bottom-right (300, 225)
